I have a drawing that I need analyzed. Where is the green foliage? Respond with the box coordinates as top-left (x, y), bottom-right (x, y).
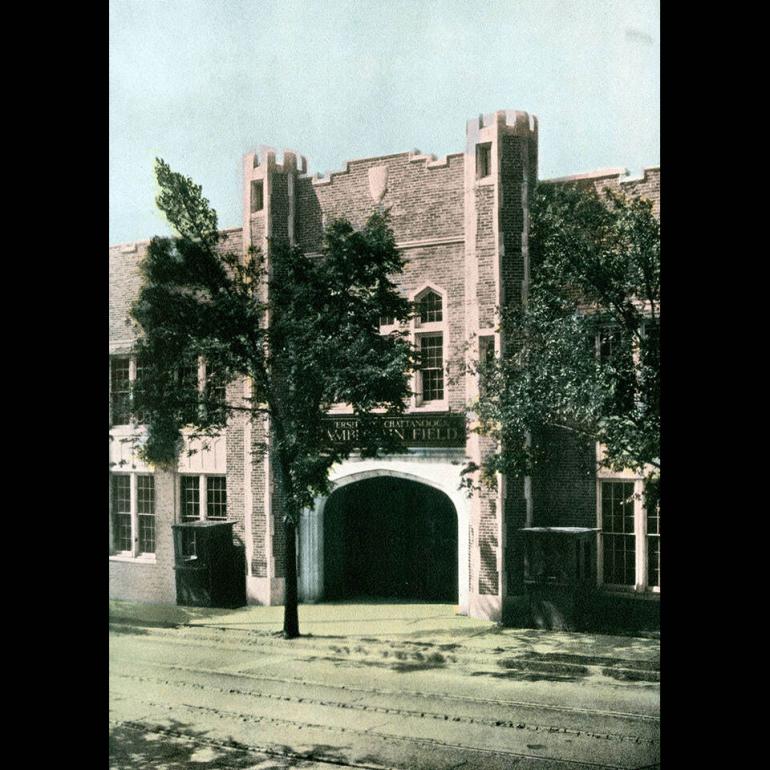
top-left (469, 181), bottom-right (660, 487)
top-left (131, 161), bottom-right (416, 638)
top-left (154, 159), bottom-right (220, 247)
top-left (132, 160), bottom-right (414, 514)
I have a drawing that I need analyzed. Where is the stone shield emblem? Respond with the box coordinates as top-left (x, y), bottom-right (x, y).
top-left (368, 165), bottom-right (388, 203)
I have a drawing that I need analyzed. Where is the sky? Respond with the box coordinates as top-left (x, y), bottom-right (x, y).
top-left (109, 0), bottom-right (659, 245)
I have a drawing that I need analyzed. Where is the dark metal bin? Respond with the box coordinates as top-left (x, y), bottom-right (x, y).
top-left (172, 520), bottom-right (246, 608)
top-left (520, 527), bottom-right (599, 631)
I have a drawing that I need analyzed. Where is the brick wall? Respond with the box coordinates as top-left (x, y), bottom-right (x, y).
top-left (542, 167), bottom-right (660, 217)
top-left (531, 427), bottom-right (596, 528)
top-left (295, 152), bottom-right (465, 252)
top-left (474, 186), bottom-right (496, 330)
top-left (109, 244), bottom-right (145, 346)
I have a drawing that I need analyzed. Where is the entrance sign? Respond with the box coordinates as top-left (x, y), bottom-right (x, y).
top-left (322, 412), bottom-right (466, 448)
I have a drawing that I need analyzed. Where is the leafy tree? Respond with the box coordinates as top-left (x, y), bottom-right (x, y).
top-left (468, 181), bottom-right (659, 489)
top-left (131, 159), bottom-right (415, 638)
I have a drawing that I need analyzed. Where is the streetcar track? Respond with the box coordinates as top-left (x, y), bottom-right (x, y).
top-left (111, 670), bottom-right (658, 745)
top-left (111, 699), bottom-right (635, 770)
top-left (110, 623), bottom-right (659, 673)
top-left (115, 657), bottom-right (660, 724)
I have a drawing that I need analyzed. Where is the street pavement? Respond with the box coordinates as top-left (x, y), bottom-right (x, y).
top-left (109, 601), bottom-right (660, 769)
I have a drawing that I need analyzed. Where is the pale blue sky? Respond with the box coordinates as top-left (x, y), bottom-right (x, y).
top-left (110, 0), bottom-right (659, 245)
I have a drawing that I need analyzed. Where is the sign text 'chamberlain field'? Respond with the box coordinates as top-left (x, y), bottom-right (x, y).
top-left (322, 412), bottom-right (466, 448)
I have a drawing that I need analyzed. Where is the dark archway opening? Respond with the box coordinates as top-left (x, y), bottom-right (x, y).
top-left (323, 476), bottom-right (458, 602)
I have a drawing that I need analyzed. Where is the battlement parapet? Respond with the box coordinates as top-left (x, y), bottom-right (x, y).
top-left (543, 165), bottom-right (659, 186)
top-left (244, 146), bottom-right (308, 176)
top-left (408, 150), bottom-right (463, 170)
top-left (468, 109), bottom-right (538, 138)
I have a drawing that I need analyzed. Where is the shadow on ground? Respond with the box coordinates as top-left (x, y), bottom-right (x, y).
top-left (110, 719), bottom-right (385, 770)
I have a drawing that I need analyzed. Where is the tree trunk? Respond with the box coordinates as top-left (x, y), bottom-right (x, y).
top-left (272, 449), bottom-right (300, 639)
top-left (283, 516), bottom-right (300, 638)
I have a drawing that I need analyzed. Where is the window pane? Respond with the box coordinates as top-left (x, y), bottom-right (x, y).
top-left (136, 475), bottom-right (154, 514)
top-left (647, 537), bottom-right (660, 588)
top-left (420, 335), bottom-right (444, 401)
top-left (181, 475), bottom-right (200, 521)
top-left (133, 357), bottom-right (148, 424)
top-left (111, 475), bottom-right (131, 551)
top-left (138, 515), bottom-right (155, 554)
top-left (601, 481), bottom-right (637, 586)
top-left (137, 475), bottom-right (155, 554)
top-left (207, 477), bottom-right (227, 520)
top-left (110, 358), bottom-right (131, 425)
top-left (646, 480), bottom-right (660, 587)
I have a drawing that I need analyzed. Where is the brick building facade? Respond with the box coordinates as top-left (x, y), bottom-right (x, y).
top-left (109, 109), bottom-right (660, 627)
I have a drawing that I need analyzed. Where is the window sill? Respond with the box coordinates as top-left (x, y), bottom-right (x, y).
top-left (414, 322), bottom-right (443, 333)
top-left (109, 554), bottom-right (157, 565)
top-left (410, 401), bottom-right (449, 412)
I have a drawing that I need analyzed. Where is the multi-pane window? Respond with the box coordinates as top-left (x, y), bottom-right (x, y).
top-left (180, 475), bottom-right (200, 521)
top-left (179, 475), bottom-right (226, 557)
top-left (136, 476), bottom-right (156, 553)
top-left (180, 475), bottom-right (227, 521)
top-left (110, 357), bottom-right (132, 425)
top-left (110, 473), bottom-right (156, 556)
top-left (599, 479), bottom-right (661, 591)
top-left (601, 481), bottom-right (636, 586)
top-left (645, 481), bottom-right (660, 588)
top-left (207, 476), bottom-right (228, 519)
top-left (111, 475), bottom-right (132, 552)
top-left (379, 315), bottom-right (395, 327)
top-left (420, 335), bottom-right (444, 402)
top-left (179, 475), bottom-right (199, 556)
top-left (417, 291), bottom-right (443, 324)
top-left (109, 355), bottom-right (150, 425)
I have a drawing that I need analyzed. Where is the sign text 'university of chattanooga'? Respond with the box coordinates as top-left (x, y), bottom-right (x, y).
top-left (322, 413), bottom-right (466, 448)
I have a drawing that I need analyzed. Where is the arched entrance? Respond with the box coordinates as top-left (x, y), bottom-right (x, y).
top-left (323, 476), bottom-right (458, 602)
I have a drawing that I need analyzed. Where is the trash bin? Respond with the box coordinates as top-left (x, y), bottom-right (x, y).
top-left (520, 527), bottom-right (598, 631)
top-left (172, 520), bottom-right (246, 608)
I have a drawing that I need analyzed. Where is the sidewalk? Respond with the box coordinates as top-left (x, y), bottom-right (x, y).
top-left (109, 599), bottom-right (660, 665)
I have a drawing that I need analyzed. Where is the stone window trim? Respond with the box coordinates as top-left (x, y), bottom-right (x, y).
top-left (109, 471), bottom-right (157, 562)
top-left (410, 284), bottom-right (449, 410)
top-left (596, 477), bottom-right (660, 595)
